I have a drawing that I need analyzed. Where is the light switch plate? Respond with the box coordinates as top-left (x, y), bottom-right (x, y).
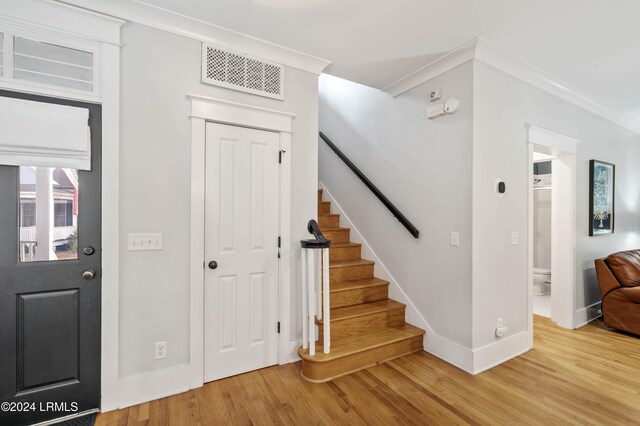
top-left (128, 233), bottom-right (164, 251)
top-left (450, 232), bottom-right (460, 247)
top-left (511, 232), bottom-right (519, 245)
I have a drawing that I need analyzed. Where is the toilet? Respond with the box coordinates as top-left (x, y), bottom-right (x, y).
top-left (533, 267), bottom-right (551, 296)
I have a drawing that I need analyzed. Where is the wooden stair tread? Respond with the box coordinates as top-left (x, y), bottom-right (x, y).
top-left (330, 277), bottom-right (388, 293)
top-left (305, 187), bottom-right (424, 382)
top-left (330, 242), bottom-right (361, 248)
top-left (325, 299), bottom-right (405, 322)
top-left (298, 324), bottom-right (425, 362)
top-left (329, 258), bottom-right (374, 269)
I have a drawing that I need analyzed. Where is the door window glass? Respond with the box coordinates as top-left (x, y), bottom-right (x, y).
top-left (19, 166), bottom-right (79, 262)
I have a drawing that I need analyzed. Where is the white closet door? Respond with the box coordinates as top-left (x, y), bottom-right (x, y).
top-left (204, 122), bottom-right (279, 382)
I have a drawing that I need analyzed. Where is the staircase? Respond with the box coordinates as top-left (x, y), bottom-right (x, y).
top-left (298, 189), bottom-right (425, 382)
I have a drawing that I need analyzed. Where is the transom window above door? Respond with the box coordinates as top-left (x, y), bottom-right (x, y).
top-left (13, 36), bottom-right (94, 91)
top-left (0, 26), bottom-right (98, 97)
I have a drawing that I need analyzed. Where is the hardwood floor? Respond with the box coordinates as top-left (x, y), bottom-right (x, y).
top-left (96, 316), bottom-right (640, 425)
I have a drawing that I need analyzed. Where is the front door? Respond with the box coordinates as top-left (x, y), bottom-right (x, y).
top-left (0, 91), bottom-right (101, 426)
top-left (204, 122), bottom-right (279, 382)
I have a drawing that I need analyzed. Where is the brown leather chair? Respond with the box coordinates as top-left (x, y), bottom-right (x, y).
top-left (595, 250), bottom-right (640, 336)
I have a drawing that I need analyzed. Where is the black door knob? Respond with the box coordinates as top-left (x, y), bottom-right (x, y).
top-left (208, 261), bottom-right (218, 270)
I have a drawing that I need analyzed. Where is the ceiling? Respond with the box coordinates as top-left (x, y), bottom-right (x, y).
top-left (137, 0), bottom-right (640, 120)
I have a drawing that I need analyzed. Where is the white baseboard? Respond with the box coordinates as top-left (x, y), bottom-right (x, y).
top-left (116, 364), bottom-right (190, 409)
top-left (424, 332), bottom-right (473, 372)
top-left (285, 339), bottom-right (302, 363)
top-left (319, 182), bottom-right (474, 374)
top-left (113, 341), bottom-right (301, 412)
top-left (574, 301), bottom-right (602, 328)
top-left (472, 331), bottom-right (531, 374)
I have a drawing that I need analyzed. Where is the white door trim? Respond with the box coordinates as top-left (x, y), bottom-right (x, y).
top-left (188, 94), bottom-right (294, 389)
top-left (527, 125), bottom-right (579, 336)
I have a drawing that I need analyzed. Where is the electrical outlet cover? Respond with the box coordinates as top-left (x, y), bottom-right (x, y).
top-left (155, 341), bottom-right (167, 359)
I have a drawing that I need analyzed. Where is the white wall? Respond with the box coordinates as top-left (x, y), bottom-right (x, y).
top-left (319, 58), bottom-right (640, 373)
top-left (472, 61), bottom-right (640, 352)
top-left (318, 64), bottom-right (474, 350)
top-left (119, 23), bottom-right (318, 377)
top-left (533, 187), bottom-right (552, 269)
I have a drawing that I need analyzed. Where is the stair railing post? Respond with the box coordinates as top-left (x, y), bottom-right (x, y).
top-left (301, 247), bottom-right (308, 350)
top-left (308, 248), bottom-right (316, 356)
top-left (316, 249), bottom-right (322, 321)
top-left (322, 247), bottom-right (330, 354)
top-left (301, 219), bottom-right (331, 357)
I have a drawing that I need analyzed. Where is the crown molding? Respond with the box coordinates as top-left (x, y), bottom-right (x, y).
top-left (383, 38), bottom-right (478, 97)
top-left (58, 0), bottom-right (331, 75)
top-left (384, 36), bottom-right (640, 136)
top-left (474, 38), bottom-right (640, 135)
top-left (0, 0), bottom-right (124, 45)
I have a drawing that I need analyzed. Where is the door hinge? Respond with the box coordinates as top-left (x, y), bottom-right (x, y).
top-left (278, 236), bottom-right (281, 248)
top-left (277, 322), bottom-right (281, 333)
top-left (279, 149), bottom-right (286, 164)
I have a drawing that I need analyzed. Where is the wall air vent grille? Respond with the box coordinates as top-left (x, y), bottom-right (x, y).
top-left (202, 45), bottom-right (284, 100)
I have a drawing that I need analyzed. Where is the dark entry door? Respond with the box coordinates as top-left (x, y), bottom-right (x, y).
top-left (0, 91), bottom-right (101, 426)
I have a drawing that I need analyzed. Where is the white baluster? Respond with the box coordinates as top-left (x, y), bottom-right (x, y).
top-left (308, 249), bottom-right (316, 356)
top-left (316, 249), bottom-right (322, 321)
top-left (301, 248), bottom-right (308, 349)
top-left (323, 247), bottom-right (330, 354)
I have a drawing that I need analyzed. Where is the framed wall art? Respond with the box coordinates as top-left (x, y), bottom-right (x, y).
top-left (589, 160), bottom-right (615, 236)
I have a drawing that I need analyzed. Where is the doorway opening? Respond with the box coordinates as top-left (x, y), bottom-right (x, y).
top-left (528, 126), bottom-right (578, 332)
top-left (532, 153), bottom-right (552, 318)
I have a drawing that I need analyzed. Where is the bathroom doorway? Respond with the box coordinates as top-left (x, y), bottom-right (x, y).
top-left (533, 154), bottom-right (552, 317)
top-left (528, 126), bottom-right (578, 331)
